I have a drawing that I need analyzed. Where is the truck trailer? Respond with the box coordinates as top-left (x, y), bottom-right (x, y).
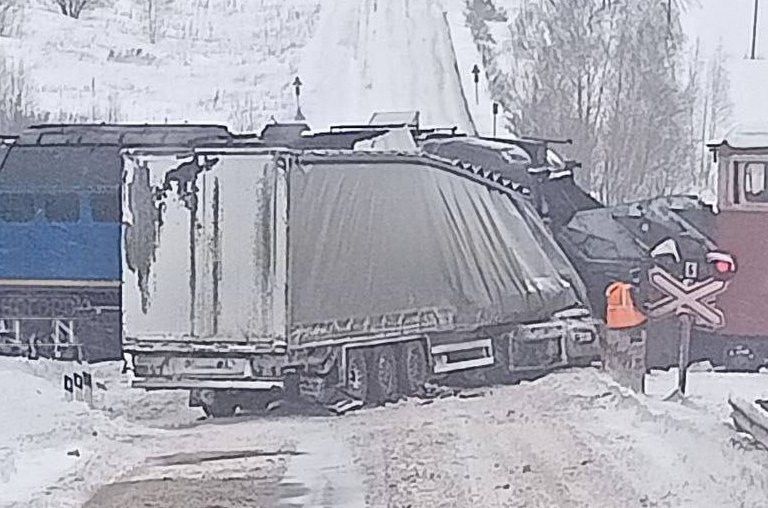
top-left (121, 127), bottom-right (600, 416)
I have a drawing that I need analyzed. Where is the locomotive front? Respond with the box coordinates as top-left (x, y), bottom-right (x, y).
top-left (705, 129), bottom-right (768, 370)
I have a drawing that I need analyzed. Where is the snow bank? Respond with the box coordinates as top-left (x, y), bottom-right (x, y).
top-left (0, 357), bottom-right (105, 506)
top-left (646, 367), bottom-right (768, 421)
top-left (341, 367), bottom-right (768, 507)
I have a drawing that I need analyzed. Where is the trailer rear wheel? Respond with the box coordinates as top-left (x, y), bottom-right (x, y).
top-left (345, 348), bottom-right (369, 401)
top-left (201, 391), bottom-right (238, 418)
top-left (370, 345), bottom-right (399, 403)
top-left (401, 341), bottom-right (428, 395)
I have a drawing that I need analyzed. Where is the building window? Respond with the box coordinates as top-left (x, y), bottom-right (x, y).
top-left (744, 162), bottom-right (768, 203)
top-left (90, 192), bottom-right (119, 222)
top-left (41, 193), bottom-right (79, 222)
top-left (0, 193), bottom-right (35, 222)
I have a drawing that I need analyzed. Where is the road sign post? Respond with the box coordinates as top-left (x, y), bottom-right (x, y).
top-left (292, 76), bottom-right (305, 121)
top-left (646, 265), bottom-right (729, 397)
top-left (63, 374), bottom-right (73, 402)
top-left (83, 371), bottom-right (93, 407)
top-left (677, 313), bottom-right (692, 395)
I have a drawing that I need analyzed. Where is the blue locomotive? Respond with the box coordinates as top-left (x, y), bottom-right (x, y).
top-left (0, 124), bottom-right (232, 361)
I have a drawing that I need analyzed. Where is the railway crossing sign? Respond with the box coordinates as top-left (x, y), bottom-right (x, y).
top-left (646, 265), bottom-right (731, 398)
top-left (647, 266), bottom-right (728, 329)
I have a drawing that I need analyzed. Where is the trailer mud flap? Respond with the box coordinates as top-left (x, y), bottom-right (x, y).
top-left (431, 338), bottom-right (494, 373)
top-left (508, 323), bottom-right (567, 372)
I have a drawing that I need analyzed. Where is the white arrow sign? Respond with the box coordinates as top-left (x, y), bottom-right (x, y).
top-left (647, 266), bottom-right (728, 328)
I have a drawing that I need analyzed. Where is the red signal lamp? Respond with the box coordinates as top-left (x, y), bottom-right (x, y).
top-left (706, 251), bottom-right (736, 280)
top-left (715, 261), bottom-right (731, 273)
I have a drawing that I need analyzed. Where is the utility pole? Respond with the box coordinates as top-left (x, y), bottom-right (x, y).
top-left (492, 102), bottom-right (499, 137)
top-left (292, 76), bottom-right (305, 121)
top-left (471, 64), bottom-right (480, 105)
top-left (751, 0), bottom-right (760, 60)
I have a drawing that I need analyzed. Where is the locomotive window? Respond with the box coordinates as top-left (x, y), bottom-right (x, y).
top-left (90, 192), bottom-right (119, 222)
top-left (41, 193), bottom-right (79, 222)
top-left (0, 193), bottom-right (35, 222)
top-left (744, 162), bottom-right (768, 203)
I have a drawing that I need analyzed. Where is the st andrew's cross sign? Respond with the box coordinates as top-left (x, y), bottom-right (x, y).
top-left (646, 266), bottom-right (728, 329)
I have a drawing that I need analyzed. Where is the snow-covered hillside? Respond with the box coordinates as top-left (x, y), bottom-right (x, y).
top-left (0, 0), bottom-right (500, 135)
top-left (0, 0), bottom-right (321, 131)
top-left (299, 0), bottom-right (479, 133)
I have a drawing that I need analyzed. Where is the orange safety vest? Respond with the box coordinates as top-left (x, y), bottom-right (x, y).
top-left (605, 282), bottom-right (647, 330)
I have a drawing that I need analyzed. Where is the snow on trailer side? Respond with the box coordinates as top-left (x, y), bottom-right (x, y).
top-left (121, 150), bottom-right (288, 352)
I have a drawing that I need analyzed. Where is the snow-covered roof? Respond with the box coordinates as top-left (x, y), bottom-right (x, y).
top-left (353, 128), bottom-right (418, 152)
top-left (709, 123), bottom-right (768, 149)
top-left (456, 136), bottom-right (531, 162)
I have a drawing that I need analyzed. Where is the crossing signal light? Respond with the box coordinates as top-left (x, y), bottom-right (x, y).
top-left (715, 261), bottom-right (731, 273)
top-left (706, 252), bottom-right (736, 281)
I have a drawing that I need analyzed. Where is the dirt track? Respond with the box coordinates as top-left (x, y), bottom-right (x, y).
top-left (82, 368), bottom-right (768, 508)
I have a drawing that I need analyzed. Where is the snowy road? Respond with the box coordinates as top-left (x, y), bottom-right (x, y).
top-left (299, 0), bottom-right (478, 133)
top-left (70, 368), bottom-right (768, 508)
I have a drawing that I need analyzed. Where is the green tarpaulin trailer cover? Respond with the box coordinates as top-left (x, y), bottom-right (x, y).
top-left (289, 152), bottom-right (587, 339)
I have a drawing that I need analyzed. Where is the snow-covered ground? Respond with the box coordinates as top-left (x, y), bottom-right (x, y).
top-left (0, 359), bottom-right (130, 506)
top-left (0, 357), bottom-right (205, 507)
top-left (3, 355), bottom-right (768, 507)
top-left (2, 0), bottom-right (768, 505)
top-left (646, 364), bottom-right (768, 421)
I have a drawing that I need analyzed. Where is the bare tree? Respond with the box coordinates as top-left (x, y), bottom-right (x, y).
top-left (469, 0), bottom-right (699, 204)
top-left (0, 58), bottom-right (49, 133)
top-left (0, 0), bottom-right (23, 37)
top-left (698, 42), bottom-right (731, 189)
top-left (147, 0), bottom-right (157, 43)
top-left (53, 0), bottom-right (90, 19)
top-left (146, 0), bottom-right (174, 43)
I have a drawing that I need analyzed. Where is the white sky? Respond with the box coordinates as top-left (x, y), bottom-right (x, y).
top-left (683, 0), bottom-right (768, 129)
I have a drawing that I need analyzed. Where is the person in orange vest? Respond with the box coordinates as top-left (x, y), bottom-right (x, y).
top-left (605, 281), bottom-right (647, 329)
